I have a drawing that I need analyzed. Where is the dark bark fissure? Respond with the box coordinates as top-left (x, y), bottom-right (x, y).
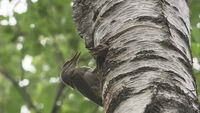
top-left (103, 67), bottom-right (159, 98)
top-left (144, 82), bottom-right (198, 113)
top-left (106, 87), bottom-right (133, 113)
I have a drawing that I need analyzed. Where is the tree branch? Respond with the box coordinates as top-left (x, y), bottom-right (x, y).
top-left (50, 83), bottom-right (66, 113)
top-left (93, 105), bottom-right (100, 113)
top-left (50, 40), bottom-right (68, 113)
top-left (0, 68), bottom-right (40, 113)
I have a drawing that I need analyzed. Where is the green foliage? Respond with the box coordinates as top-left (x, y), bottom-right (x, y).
top-left (0, 0), bottom-right (199, 113)
top-left (190, 0), bottom-right (200, 100)
top-left (0, 0), bottom-right (98, 113)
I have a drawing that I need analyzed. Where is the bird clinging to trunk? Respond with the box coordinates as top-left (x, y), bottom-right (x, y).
top-left (60, 52), bottom-right (103, 106)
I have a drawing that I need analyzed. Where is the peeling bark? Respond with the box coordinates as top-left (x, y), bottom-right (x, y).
top-left (73, 0), bottom-right (200, 113)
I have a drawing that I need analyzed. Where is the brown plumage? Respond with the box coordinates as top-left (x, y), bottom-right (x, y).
top-left (60, 52), bottom-right (102, 106)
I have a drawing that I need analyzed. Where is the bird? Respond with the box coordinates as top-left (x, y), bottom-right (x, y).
top-left (60, 52), bottom-right (102, 106)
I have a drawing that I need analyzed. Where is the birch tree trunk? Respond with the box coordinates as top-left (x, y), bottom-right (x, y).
top-left (73, 0), bottom-right (200, 113)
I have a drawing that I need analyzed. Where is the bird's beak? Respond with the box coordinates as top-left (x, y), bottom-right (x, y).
top-left (70, 52), bottom-right (81, 65)
top-left (63, 52), bottom-right (81, 68)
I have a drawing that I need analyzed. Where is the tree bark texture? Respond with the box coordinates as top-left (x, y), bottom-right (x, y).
top-left (73, 0), bottom-right (200, 113)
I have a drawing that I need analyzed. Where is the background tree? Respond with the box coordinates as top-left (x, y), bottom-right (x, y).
top-left (0, 0), bottom-right (199, 113)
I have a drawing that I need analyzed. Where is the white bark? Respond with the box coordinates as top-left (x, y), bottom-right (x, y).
top-left (73, 0), bottom-right (200, 113)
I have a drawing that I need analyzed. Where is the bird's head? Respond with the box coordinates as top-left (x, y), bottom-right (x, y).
top-left (60, 52), bottom-right (80, 86)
